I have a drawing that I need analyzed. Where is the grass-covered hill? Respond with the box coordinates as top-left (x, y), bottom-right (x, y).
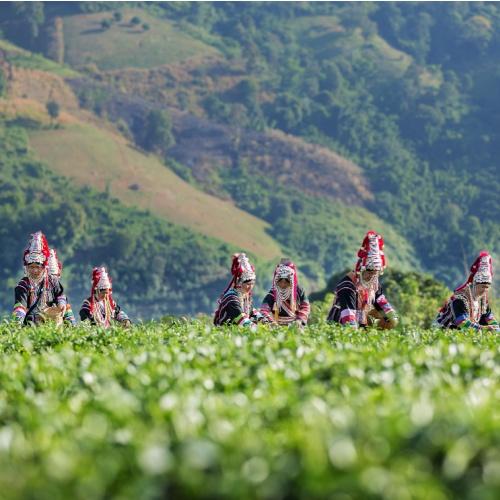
top-left (1, 60), bottom-right (281, 261)
top-left (60, 8), bottom-right (222, 71)
top-left (27, 120), bottom-right (281, 261)
top-left (60, 79), bottom-right (418, 282)
top-left (0, 321), bottom-right (498, 499)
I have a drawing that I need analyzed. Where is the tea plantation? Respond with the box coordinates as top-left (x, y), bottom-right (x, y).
top-left (0, 322), bottom-right (498, 499)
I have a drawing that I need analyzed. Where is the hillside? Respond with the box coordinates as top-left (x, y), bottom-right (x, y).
top-left (168, 114), bottom-right (373, 205)
top-left (27, 121), bottom-right (282, 261)
top-left (61, 8), bottom-right (221, 70)
top-left (0, 27), bottom-right (420, 289)
top-left (0, 121), bottom-right (242, 317)
top-left (0, 39), bottom-right (79, 77)
top-left (0, 54), bottom-right (282, 261)
top-left (60, 78), bottom-right (419, 284)
top-left (0, 41), bottom-right (417, 308)
top-left (65, 78), bottom-right (374, 205)
top-left (52, 2), bottom-right (497, 286)
top-left (0, 1), bottom-right (498, 298)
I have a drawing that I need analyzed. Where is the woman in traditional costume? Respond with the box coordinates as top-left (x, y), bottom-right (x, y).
top-left (327, 231), bottom-right (398, 329)
top-left (12, 231), bottom-right (67, 326)
top-left (435, 251), bottom-right (498, 331)
top-left (47, 248), bottom-right (77, 326)
top-left (214, 253), bottom-right (262, 328)
top-left (260, 259), bottom-right (310, 327)
top-left (79, 267), bottom-right (131, 327)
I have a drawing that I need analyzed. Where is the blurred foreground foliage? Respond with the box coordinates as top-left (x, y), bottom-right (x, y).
top-left (0, 321), bottom-right (498, 499)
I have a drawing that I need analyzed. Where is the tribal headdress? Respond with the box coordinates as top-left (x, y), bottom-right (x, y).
top-left (355, 231), bottom-right (386, 274)
top-left (272, 259), bottom-right (298, 312)
top-left (449, 251), bottom-right (494, 320)
top-left (232, 253), bottom-right (256, 284)
top-left (48, 248), bottom-right (62, 277)
top-left (472, 252), bottom-right (493, 284)
top-left (456, 251), bottom-right (493, 292)
top-left (23, 231), bottom-right (50, 266)
top-left (90, 266), bottom-right (116, 316)
top-left (23, 231), bottom-right (50, 306)
top-left (221, 253), bottom-right (256, 295)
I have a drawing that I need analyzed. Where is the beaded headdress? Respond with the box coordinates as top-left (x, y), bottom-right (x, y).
top-left (90, 266), bottom-right (116, 314)
top-left (23, 231), bottom-right (50, 266)
top-left (456, 251), bottom-right (493, 292)
top-left (355, 231), bottom-right (386, 274)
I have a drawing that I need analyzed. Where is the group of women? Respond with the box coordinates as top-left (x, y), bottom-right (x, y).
top-left (214, 230), bottom-right (498, 332)
top-left (13, 231), bottom-right (130, 327)
top-left (11, 230), bottom-right (498, 332)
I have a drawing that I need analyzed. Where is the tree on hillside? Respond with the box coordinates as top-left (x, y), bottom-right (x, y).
top-left (138, 109), bottom-right (175, 154)
top-left (46, 100), bottom-right (60, 126)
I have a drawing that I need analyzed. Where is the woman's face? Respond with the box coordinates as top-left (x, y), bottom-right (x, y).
top-left (277, 278), bottom-right (291, 290)
top-left (97, 288), bottom-right (110, 300)
top-left (241, 280), bottom-right (255, 294)
top-left (361, 270), bottom-right (379, 283)
top-left (473, 283), bottom-right (490, 298)
top-left (27, 263), bottom-right (45, 280)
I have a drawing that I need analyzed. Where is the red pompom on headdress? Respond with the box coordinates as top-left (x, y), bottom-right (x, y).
top-left (355, 231), bottom-right (386, 274)
top-left (90, 266), bottom-right (116, 313)
top-left (23, 231), bottom-right (50, 267)
top-left (456, 251), bottom-right (493, 292)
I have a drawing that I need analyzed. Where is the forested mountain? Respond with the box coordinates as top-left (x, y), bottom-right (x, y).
top-left (139, 1), bottom-right (499, 285)
top-left (0, 2), bottom-right (498, 316)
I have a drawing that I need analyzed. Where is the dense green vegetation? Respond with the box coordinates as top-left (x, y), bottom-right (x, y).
top-left (217, 162), bottom-right (419, 284)
top-left (0, 121), bottom-right (243, 317)
top-left (154, 2), bottom-right (500, 285)
top-left (0, 321), bottom-right (498, 499)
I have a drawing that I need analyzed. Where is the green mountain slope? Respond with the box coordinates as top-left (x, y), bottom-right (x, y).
top-left (27, 121), bottom-right (282, 261)
top-left (0, 15), bottom-right (422, 298)
top-left (46, 3), bottom-right (494, 286)
top-left (0, 121), bottom-right (272, 317)
top-left (2, 2), bottom-right (496, 301)
top-left (143, 2), bottom-right (498, 285)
